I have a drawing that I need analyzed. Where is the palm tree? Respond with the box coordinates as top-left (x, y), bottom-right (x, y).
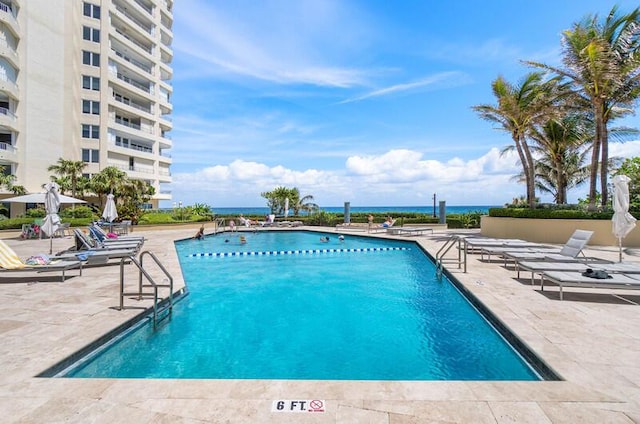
top-left (529, 115), bottom-right (591, 204)
top-left (526, 6), bottom-right (640, 208)
top-left (473, 72), bottom-right (559, 207)
top-left (293, 193), bottom-right (319, 215)
top-left (88, 166), bottom-right (127, 208)
top-left (47, 158), bottom-right (87, 197)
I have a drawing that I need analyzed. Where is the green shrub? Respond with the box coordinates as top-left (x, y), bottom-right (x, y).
top-left (60, 205), bottom-right (97, 219)
top-left (24, 207), bottom-right (46, 218)
top-left (488, 207), bottom-right (618, 220)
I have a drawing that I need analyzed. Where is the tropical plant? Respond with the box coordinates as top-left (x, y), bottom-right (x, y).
top-left (614, 157), bottom-right (640, 211)
top-left (473, 72), bottom-right (561, 207)
top-left (47, 158), bottom-right (87, 197)
top-left (294, 192), bottom-right (319, 215)
top-left (88, 166), bottom-right (127, 208)
top-left (526, 6), bottom-right (640, 208)
top-left (191, 203), bottom-right (214, 220)
top-left (261, 186), bottom-right (317, 216)
top-left (118, 179), bottom-right (155, 223)
top-left (528, 115), bottom-right (592, 204)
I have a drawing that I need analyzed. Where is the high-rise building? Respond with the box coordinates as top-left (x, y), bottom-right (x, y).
top-left (0, 0), bottom-right (173, 214)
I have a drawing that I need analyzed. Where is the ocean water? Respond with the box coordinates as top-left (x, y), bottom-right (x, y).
top-left (207, 205), bottom-right (495, 216)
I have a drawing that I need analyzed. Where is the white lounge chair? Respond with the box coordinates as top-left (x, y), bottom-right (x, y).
top-left (0, 240), bottom-right (82, 282)
top-left (503, 230), bottom-right (595, 266)
top-left (540, 270), bottom-right (640, 300)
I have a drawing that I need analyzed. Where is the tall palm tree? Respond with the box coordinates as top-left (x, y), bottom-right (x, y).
top-left (526, 6), bottom-right (640, 208)
top-left (473, 72), bottom-right (559, 207)
top-left (529, 115), bottom-right (591, 204)
top-left (47, 158), bottom-right (87, 197)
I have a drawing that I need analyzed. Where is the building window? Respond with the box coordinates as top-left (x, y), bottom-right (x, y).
top-left (81, 124), bottom-right (99, 139)
top-left (82, 26), bottom-right (100, 43)
top-left (82, 50), bottom-right (100, 67)
top-left (82, 149), bottom-right (99, 163)
top-left (82, 75), bottom-right (100, 91)
top-left (83, 2), bottom-right (101, 19)
top-left (82, 100), bottom-right (100, 115)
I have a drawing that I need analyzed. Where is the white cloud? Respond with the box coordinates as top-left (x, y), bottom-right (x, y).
top-left (168, 140), bottom-right (640, 208)
top-left (338, 72), bottom-right (471, 104)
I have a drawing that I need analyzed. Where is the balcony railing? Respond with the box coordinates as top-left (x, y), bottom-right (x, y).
top-left (0, 142), bottom-right (16, 152)
top-left (109, 162), bottom-right (155, 174)
top-left (115, 72), bottom-right (152, 93)
top-left (133, 0), bottom-right (153, 15)
top-left (112, 49), bottom-right (152, 74)
top-left (0, 107), bottom-right (16, 120)
top-left (114, 117), bottom-right (154, 135)
top-left (0, 3), bottom-right (18, 31)
top-left (0, 39), bottom-right (18, 64)
top-left (114, 3), bottom-right (153, 35)
top-left (158, 169), bottom-right (171, 176)
top-left (114, 27), bottom-right (152, 54)
top-left (114, 140), bottom-right (153, 154)
top-left (113, 93), bottom-right (152, 114)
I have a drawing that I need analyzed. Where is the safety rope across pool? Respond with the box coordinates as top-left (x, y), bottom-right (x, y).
top-left (188, 246), bottom-right (408, 257)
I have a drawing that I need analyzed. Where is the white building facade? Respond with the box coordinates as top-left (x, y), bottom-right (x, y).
top-left (0, 0), bottom-right (173, 212)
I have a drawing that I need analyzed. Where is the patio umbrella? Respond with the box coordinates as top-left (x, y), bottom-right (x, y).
top-left (612, 174), bottom-right (637, 262)
top-left (102, 193), bottom-right (118, 231)
top-left (40, 182), bottom-right (61, 254)
top-left (2, 192), bottom-right (86, 204)
top-left (284, 197), bottom-right (289, 218)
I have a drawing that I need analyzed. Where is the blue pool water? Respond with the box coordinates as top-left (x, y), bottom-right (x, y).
top-left (65, 231), bottom-right (540, 380)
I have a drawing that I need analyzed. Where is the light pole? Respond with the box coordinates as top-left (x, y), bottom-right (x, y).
top-left (432, 193), bottom-right (436, 218)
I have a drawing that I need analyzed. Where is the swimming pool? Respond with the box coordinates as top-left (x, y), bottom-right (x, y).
top-left (57, 231), bottom-right (546, 380)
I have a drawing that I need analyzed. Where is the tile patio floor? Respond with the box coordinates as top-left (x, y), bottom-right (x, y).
top-left (0, 225), bottom-right (638, 423)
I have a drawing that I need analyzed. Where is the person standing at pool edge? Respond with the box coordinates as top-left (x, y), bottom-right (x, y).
top-left (194, 225), bottom-right (205, 240)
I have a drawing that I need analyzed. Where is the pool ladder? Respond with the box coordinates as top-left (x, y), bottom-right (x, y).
top-left (435, 235), bottom-right (467, 277)
top-left (119, 251), bottom-right (174, 329)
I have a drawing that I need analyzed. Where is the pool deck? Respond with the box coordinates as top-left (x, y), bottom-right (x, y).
top-left (0, 225), bottom-right (638, 423)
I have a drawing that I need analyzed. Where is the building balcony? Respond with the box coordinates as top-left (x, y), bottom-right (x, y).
top-left (112, 25), bottom-right (153, 56)
top-left (111, 92), bottom-right (153, 116)
top-left (0, 39), bottom-right (18, 68)
top-left (0, 142), bottom-right (17, 163)
top-left (0, 3), bottom-right (19, 38)
top-left (0, 107), bottom-right (17, 131)
top-left (108, 161), bottom-right (155, 177)
top-left (0, 78), bottom-right (18, 100)
top-left (112, 71), bottom-right (153, 95)
top-left (112, 2), bottom-right (154, 38)
top-left (111, 48), bottom-right (153, 78)
top-left (132, 0), bottom-right (153, 16)
top-left (112, 116), bottom-right (155, 137)
top-left (110, 140), bottom-right (155, 159)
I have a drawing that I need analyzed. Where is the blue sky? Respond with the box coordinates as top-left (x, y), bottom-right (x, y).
top-left (166, 0), bottom-right (640, 208)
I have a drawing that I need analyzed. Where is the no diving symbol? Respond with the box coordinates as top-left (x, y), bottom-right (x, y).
top-left (309, 400), bottom-right (324, 412)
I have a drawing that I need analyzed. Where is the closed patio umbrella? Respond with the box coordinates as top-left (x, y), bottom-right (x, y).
top-left (612, 174), bottom-right (637, 262)
top-left (284, 197), bottom-right (289, 218)
top-left (102, 193), bottom-right (118, 231)
top-left (41, 182), bottom-right (61, 254)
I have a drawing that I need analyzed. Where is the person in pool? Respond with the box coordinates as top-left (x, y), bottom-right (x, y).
top-left (193, 225), bottom-right (205, 240)
top-left (320, 236), bottom-right (330, 242)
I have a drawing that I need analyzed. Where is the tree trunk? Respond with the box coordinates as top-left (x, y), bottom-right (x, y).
top-left (588, 100), bottom-right (604, 210)
top-left (599, 116), bottom-right (609, 208)
top-left (522, 139), bottom-right (536, 208)
top-left (512, 132), bottom-right (532, 207)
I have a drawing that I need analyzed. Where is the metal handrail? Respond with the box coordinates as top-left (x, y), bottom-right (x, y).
top-left (435, 235), bottom-right (466, 277)
top-left (118, 250), bottom-right (173, 329)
